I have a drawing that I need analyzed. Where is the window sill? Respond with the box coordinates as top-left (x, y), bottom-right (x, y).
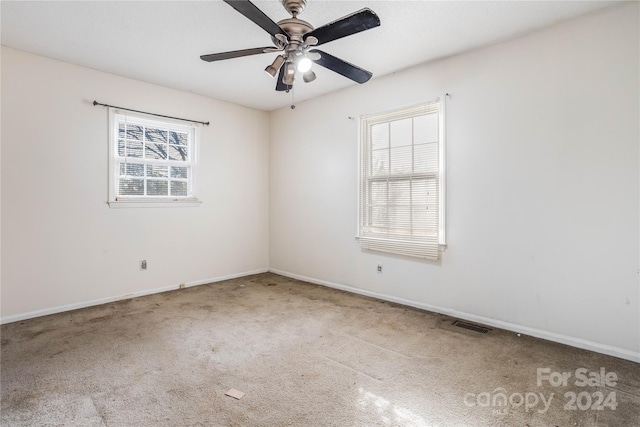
top-left (108, 198), bottom-right (202, 208)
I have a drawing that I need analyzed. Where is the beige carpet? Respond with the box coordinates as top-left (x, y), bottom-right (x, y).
top-left (1, 273), bottom-right (638, 426)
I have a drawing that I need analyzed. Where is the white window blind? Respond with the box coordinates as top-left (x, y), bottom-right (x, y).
top-left (108, 108), bottom-right (200, 207)
top-left (357, 99), bottom-right (445, 260)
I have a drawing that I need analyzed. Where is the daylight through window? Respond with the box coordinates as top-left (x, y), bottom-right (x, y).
top-left (108, 109), bottom-right (199, 207)
top-left (357, 98), bottom-right (445, 259)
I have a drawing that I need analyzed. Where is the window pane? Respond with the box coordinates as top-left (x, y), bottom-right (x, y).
top-left (145, 143), bottom-right (167, 160)
top-left (126, 124), bottom-right (143, 141)
top-left (168, 145), bottom-right (188, 161)
top-left (412, 179), bottom-right (438, 231)
top-left (371, 149), bottom-right (389, 176)
top-left (414, 143), bottom-right (438, 173)
top-left (128, 141), bottom-right (144, 158)
top-left (120, 163), bottom-right (144, 177)
top-left (390, 146), bottom-right (412, 174)
top-left (145, 128), bottom-right (168, 143)
top-left (370, 181), bottom-right (387, 205)
top-left (171, 166), bottom-right (188, 179)
top-left (118, 123), bottom-right (125, 139)
top-left (390, 118), bottom-right (412, 148)
top-left (412, 178), bottom-right (437, 203)
top-left (371, 123), bottom-right (389, 150)
top-left (414, 113), bottom-right (438, 144)
top-left (411, 205), bottom-right (436, 231)
top-left (147, 180), bottom-right (168, 196)
top-left (388, 206), bottom-right (411, 230)
top-left (119, 140), bottom-right (143, 158)
top-left (171, 181), bottom-right (188, 197)
top-left (146, 165), bottom-right (168, 178)
top-left (119, 178), bottom-right (144, 196)
top-left (170, 131), bottom-right (188, 146)
top-left (389, 180), bottom-right (410, 205)
top-left (371, 206), bottom-right (388, 227)
top-left (412, 179), bottom-right (427, 202)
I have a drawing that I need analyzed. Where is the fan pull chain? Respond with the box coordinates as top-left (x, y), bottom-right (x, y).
top-left (290, 86), bottom-right (296, 110)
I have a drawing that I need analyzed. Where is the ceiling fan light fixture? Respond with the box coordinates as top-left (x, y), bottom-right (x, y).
top-left (297, 56), bottom-right (313, 73)
top-left (303, 70), bottom-right (316, 83)
top-left (303, 35), bottom-right (318, 47)
top-left (201, 0), bottom-right (381, 92)
top-left (265, 55), bottom-right (286, 78)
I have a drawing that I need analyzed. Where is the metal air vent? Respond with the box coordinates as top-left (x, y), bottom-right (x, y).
top-left (452, 320), bottom-right (491, 334)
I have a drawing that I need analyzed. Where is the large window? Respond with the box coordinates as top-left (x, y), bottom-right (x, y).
top-left (357, 99), bottom-right (445, 259)
top-left (108, 109), bottom-right (200, 207)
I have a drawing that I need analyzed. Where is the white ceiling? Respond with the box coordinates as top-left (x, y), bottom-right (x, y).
top-left (1, 1), bottom-right (619, 111)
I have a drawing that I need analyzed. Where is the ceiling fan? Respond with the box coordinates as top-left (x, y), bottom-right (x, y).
top-left (200, 0), bottom-right (381, 92)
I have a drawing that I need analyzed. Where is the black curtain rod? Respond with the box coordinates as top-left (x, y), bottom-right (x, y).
top-left (93, 101), bottom-right (210, 126)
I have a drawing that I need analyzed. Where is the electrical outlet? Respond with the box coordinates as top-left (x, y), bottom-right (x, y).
top-left (377, 264), bottom-right (383, 273)
top-left (179, 284), bottom-right (185, 289)
top-left (140, 260), bottom-right (147, 270)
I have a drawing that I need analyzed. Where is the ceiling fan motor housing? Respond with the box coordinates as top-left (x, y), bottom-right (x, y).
top-left (277, 17), bottom-right (313, 37)
top-left (274, 17), bottom-right (313, 54)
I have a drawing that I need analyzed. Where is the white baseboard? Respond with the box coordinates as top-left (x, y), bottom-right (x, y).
top-left (4, 267), bottom-right (638, 363)
top-left (0, 268), bottom-right (268, 325)
top-left (269, 268), bottom-right (640, 364)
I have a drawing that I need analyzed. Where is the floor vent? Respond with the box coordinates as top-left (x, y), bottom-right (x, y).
top-left (452, 320), bottom-right (491, 334)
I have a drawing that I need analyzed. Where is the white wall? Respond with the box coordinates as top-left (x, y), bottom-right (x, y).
top-left (269, 3), bottom-right (640, 361)
top-left (1, 47), bottom-right (269, 321)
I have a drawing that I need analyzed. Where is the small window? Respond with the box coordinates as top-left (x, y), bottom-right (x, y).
top-left (357, 98), bottom-right (446, 259)
top-left (108, 109), bottom-right (200, 207)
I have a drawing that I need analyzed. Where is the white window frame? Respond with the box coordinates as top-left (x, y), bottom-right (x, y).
top-left (357, 97), bottom-right (447, 259)
top-left (108, 108), bottom-right (201, 208)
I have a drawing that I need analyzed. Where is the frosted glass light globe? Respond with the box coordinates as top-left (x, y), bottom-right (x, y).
top-left (297, 57), bottom-right (312, 73)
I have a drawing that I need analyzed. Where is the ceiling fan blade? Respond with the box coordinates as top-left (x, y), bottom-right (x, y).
top-left (223, 0), bottom-right (289, 39)
top-left (309, 49), bottom-right (372, 84)
top-left (275, 64), bottom-right (292, 92)
top-left (305, 8), bottom-right (380, 46)
top-left (200, 47), bottom-right (273, 62)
